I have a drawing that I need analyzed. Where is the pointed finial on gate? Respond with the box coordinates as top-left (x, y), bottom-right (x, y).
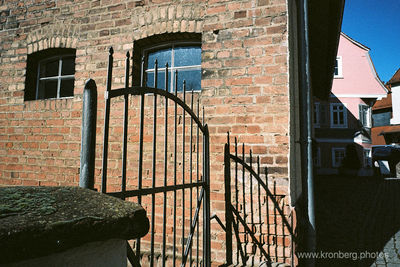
top-left (109, 47), bottom-right (114, 55)
top-left (126, 51), bottom-right (130, 58)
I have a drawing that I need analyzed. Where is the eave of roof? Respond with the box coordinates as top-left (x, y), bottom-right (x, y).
top-left (308, 0), bottom-right (346, 100)
top-left (340, 32), bottom-right (370, 51)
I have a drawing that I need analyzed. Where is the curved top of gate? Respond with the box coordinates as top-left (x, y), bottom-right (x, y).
top-left (105, 85), bottom-right (207, 134)
top-left (103, 47), bottom-right (207, 135)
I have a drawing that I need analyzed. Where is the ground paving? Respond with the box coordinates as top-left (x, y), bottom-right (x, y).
top-left (315, 175), bottom-right (400, 266)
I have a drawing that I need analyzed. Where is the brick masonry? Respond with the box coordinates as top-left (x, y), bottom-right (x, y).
top-left (0, 0), bottom-right (290, 265)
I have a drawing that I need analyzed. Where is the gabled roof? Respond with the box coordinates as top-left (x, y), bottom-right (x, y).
top-left (340, 32), bottom-right (370, 51)
top-left (331, 32), bottom-right (388, 97)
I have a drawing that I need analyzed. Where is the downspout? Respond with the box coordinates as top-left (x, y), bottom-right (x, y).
top-left (299, 0), bottom-right (316, 265)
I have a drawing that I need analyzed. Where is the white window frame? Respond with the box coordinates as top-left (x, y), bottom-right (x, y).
top-left (363, 148), bottom-right (372, 167)
top-left (330, 103), bottom-right (347, 128)
top-left (143, 41), bottom-right (201, 92)
top-left (332, 147), bottom-right (345, 168)
top-left (334, 56), bottom-right (343, 78)
top-left (359, 104), bottom-right (371, 128)
top-left (36, 54), bottom-right (75, 100)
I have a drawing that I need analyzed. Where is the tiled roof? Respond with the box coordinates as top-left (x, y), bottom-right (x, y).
top-left (388, 68), bottom-right (400, 84)
top-left (373, 93), bottom-right (392, 110)
top-left (372, 125), bottom-right (400, 145)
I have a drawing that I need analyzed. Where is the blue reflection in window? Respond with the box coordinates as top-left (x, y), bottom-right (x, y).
top-left (145, 44), bottom-right (201, 92)
top-left (147, 48), bottom-right (171, 69)
top-left (146, 71), bottom-right (172, 92)
top-left (176, 70), bottom-right (201, 91)
top-left (174, 46), bottom-right (201, 67)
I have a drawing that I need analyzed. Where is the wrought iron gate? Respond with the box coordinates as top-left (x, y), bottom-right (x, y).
top-left (90, 47), bottom-right (210, 266)
top-left (224, 134), bottom-right (293, 266)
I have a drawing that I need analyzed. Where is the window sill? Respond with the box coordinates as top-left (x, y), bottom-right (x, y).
top-left (25, 96), bottom-right (74, 102)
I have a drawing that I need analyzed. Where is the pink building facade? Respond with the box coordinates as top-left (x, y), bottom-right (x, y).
top-left (314, 33), bottom-right (387, 176)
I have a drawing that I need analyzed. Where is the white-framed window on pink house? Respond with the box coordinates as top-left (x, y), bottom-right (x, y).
top-left (332, 147), bottom-right (345, 168)
top-left (334, 56), bottom-right (343, 78)
top-left (330, 103), bottom-right (347, 128)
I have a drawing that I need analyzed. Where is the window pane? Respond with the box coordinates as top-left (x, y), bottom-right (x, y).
top-left (147, 48), bottom-right (171, 70)
top-left (38, 80), bottom-right (58, 99)
top-left (60, 79), bottom-right (74, 97)
top-left (339, 112), bottom-right (344, 124)
top-left (175, 69), bottom-right (201, 91)
top-left (334, 59), bottom-right (338, 76)
top-left (146, 71), bottom-right (172, 91)
top-left (40, 59), bottom-right (59, 78)
top-left (333, 112), bottom-right (338, 125)
top-left (61, 56), bottom-right (75, 75)
top-left (174, 46), bottom-right (201, 67)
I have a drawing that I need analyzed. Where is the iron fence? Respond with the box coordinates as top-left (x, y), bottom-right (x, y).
top-left (224, 133), bottom-right (294, 266)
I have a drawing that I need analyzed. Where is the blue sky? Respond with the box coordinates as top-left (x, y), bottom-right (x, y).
top-left (341, 0), bottom-right (400, 83)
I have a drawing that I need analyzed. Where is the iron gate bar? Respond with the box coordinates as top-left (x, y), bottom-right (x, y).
top-left (122, 51), bottom-right (130, 198)
top-left (136, 56), bottom-right (146, 258)
top-left (273, 182), bottom-right (278, 262)
top-left (250, 150), bottom-right (255, 266)
top-left (282, 199), bottom-right (286, 262)
top-left (101, 47), bottom-right (113, 193)
top-left (257, 156), bottom-right (263, 262)
top-left (182, 81), bottom-right (186, 262)
top-left (162, 63), bottom-right (169, 267)
top-left (150, 59), bottom-right (158, 267)
top-left (224, 143), bottom-right (232, 265)
top-left (173, 70), bottom-right (177, 267)
top-left (182, 188), bottom-right (205, 267)
top-left (203, 124), bottom-right (211, 267)
top-left (196, 98), bottom-right (200, 267)
top-left (234, 137), bottom-right (240, 264)
top-left (189, 90), bottom-right (194, 266)
top-left (265, 167), bottom-right (271, 257)
top-left (242, 143), bottom-right (247, 263)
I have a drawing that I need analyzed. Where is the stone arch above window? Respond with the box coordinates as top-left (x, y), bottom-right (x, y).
top-left (133, 32), bottom-right (202, 92)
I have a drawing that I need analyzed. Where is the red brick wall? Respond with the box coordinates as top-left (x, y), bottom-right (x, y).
top-left (0, 0), bottom-right (291, 264)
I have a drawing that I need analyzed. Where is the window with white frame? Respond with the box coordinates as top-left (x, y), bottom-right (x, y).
top-left (332, 147), bottom-right (345, 168)
top-left (330, 103), bottom-right (347, 128)
top-left (143, 43), bottom-right (201, 92)
top-left (25, 48), bottom-right (76, 101)
top-left (334, 56), bottom-right (343, 78)
top-left (359, 104), bottom-right (371, 128)
top-left (363, 148), bottom-right (372, 167)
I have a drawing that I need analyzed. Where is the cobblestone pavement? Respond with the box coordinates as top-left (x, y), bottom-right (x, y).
top-left (315, 175), bottom-right (400, 267)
